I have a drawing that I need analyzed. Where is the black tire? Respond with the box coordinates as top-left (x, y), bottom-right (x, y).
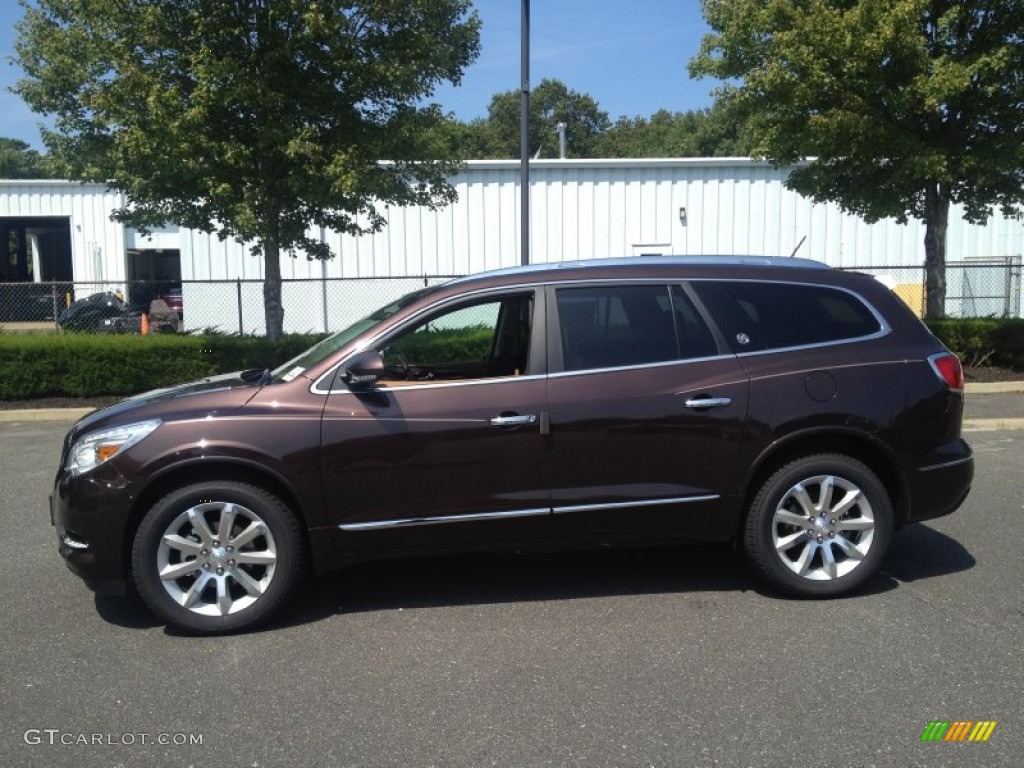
top-left (743, 454), bottom-right (893, 597)
top-left (131, 481), bottom-right (303, 634)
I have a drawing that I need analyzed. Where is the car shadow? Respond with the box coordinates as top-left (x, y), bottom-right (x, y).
top-left (879, 521), bottom-right (977, 583)
top-left (94, 589), bottom-right (161, 630)
top-left (760, 522), bottom-right (977, 602)
top-left (93, 523), bottom-right (976, 633)
top-left (285, 544), bottom-right (753, 624)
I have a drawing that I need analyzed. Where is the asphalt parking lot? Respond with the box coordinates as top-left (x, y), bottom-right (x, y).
top-left (1, 415), bottom-right (1021, 768)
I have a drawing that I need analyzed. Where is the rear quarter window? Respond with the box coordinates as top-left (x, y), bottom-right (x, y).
top-left (710, 281), bottom-right (882, 350)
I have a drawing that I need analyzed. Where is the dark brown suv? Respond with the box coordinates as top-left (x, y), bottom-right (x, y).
top-left (51, 257), bottom-right (974, 633)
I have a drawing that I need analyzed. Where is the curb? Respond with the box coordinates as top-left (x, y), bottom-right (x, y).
top-left (1, 382), bottom-right (1021, 424)
top-left (0, 408), bottom-right (96, 423)
top-left (966, 382), bottom-right (1024, 394)
top-left (2, 414), bottom-right (1022, 430)
top-left (963, 419), bottom-right (1024, 432)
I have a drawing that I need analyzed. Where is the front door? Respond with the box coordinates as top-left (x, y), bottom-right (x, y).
top-left (322, 291), bottom-right (552, 553)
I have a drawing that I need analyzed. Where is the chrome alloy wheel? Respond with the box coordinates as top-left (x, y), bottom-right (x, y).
top-left (156, 502), bottom-right (278, 616)
top-left (771, 474), bottom-right (876, 581)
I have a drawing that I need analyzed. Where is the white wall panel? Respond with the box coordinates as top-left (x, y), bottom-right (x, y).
top-left (0, 181), bottom-right (125, 287)
top-left (5, 163), bottom-right (1023, 288)
top-left (125, 225), bottom-right (180, 250)
top-left (479, 171), bottom-right (501, 271)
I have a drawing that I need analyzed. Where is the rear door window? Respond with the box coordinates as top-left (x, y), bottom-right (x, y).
top-left (554, 284), bottom-right (718, 372)
top-left (671, 285), bottom-right (721, 360)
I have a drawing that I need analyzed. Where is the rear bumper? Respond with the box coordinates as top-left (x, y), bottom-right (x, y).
top-left (904, 439), bottom-right (974, 523)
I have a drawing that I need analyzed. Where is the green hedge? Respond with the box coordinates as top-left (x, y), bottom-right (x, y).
top-left (925, 318), bottom-right (1024, 370)
top-left (2, 319), bottom-right (1020, 401)
top-left (386, 325), bottom-right (494, 363)
top-left (0, 332), bottom-right (325, 400)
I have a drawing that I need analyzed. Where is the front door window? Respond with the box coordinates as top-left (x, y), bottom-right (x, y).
top-left (380, 294), bottom-right (534, 383)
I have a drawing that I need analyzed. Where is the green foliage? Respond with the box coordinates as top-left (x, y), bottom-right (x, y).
top-left (594, 104), bottom-right (756, 159)
top-left (925, 318), bottom-right (1024, 370)
top-left (453, 79), bottom-right (754, 160)
top-left (690, 0), bottom-right (1024, 318)
top-left (3, 321), bottom-right (1019, 400)
top-left (387, 325), bottom-right (493, 364)
top-left (0, 137), bottom-right (57, 179)
top-left (14, 0), bottom-right (480, 338)
top-left (459, 78), bottom-right (611, 159)
top-left (0, 333), bottom-right (324, 399)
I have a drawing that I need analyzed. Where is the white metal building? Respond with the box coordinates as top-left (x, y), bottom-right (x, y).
top-left (2, 159), bottom-right (1022, 330)
top-left (181, 158), bottom-right (1023, 278)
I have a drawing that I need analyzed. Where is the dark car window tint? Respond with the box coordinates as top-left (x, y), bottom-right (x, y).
top-left (378, 294), bottom-right (533, 383)
top-left (556, 285), bottom-right (681, 371)
top-left (671, 286), bottom-right (720, 359)
top-left (718, 282), bottom-right (881, 349)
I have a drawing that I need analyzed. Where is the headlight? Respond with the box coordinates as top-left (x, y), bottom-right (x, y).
top-left (66, 419), bottom-right (161, 476)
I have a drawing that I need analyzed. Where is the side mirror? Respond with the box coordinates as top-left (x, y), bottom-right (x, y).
top-left (341, 349), bottom-right (384, 389)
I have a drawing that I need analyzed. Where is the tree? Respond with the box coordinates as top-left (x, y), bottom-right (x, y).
top-left (0, 137), bottom-right (56, 178)
top-left (690, 0), bottom-right (1024, 318)
top-left (462, 78), bottom-right (611, 159)
top-left (594, 104), bottom-right (755, 158)
top-left (15, 0), bottom-right (480, 338)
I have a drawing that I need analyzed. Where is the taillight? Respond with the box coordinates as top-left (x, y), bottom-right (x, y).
top-left (929, 352), bottom-right (964, 391)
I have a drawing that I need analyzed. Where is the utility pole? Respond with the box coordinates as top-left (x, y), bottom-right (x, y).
top-left (520, 0), bottom-right (530, 266)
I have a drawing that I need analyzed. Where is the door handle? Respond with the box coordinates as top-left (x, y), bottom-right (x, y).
top-left (489, 413), bottom-right (538, 428)
top-left (684, 397), bottom-right (732, 410)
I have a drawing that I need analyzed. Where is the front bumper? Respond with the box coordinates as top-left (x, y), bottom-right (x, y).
top-left (51, 463), bottom-right (138, 595)
top-left (904, 438), bottom-right (974, 524)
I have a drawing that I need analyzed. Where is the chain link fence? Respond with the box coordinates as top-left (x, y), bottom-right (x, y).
top-left (840, 257), bottom-right (1022, 318)
top-left (184, 276), bottom-right (457, 335)
top-left (0, 281), bottom-right (71, 324)
top-left (1, 259), bottom-right (1020, 333)
top-left (0, 276), bottom-right (459, 333)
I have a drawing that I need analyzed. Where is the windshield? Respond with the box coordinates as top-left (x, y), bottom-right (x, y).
top-left (270, 288), bottom-right (436, 382)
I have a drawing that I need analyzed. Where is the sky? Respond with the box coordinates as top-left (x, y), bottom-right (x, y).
top-left (0, 0), bottom-right (718, 150)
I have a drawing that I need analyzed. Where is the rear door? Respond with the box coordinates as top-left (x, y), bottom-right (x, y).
top-left (546, 282), bottom-right (749, 542)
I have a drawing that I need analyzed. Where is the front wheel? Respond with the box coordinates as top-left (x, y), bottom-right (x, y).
top-left (131, 481), bottom-right (303, 634)
top-left (743, 454), bottom-right (893, 597)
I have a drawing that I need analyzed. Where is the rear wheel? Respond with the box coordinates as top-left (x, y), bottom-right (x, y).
top-left (131, 481), bottom-right (303, 634)
top-left (744, 454), bottom-right (892, 597)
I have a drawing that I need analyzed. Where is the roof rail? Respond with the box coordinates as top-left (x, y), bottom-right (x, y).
top-left (450, 255), bottom-right (829, 283)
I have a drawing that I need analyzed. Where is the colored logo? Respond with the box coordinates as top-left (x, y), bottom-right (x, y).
top-left (921, 721), bottom-right (997, 742)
